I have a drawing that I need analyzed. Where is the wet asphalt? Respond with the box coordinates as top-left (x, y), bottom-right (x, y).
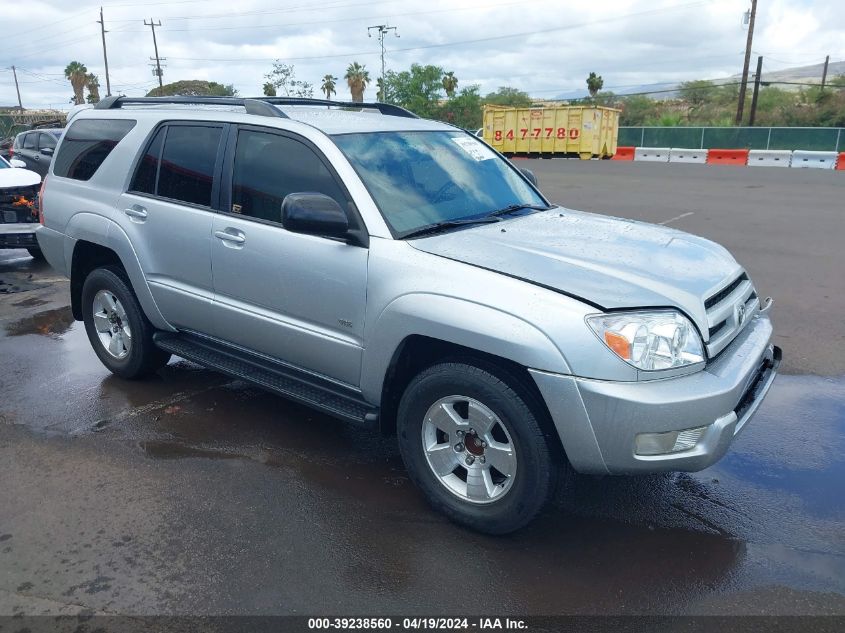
top-left (0, 162), bottom-right (843, 617)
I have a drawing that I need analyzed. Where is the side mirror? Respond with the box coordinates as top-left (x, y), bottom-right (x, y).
top-left (520, 168), bottom-right (538, 187)
top-left (9, 158), bottom-right (26, 168)
top-left (40, 147), bottom-right (54, 157)
top-left (282, 192), bottom-right (349, 238)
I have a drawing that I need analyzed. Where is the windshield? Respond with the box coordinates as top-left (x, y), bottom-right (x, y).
top-left (332, 131), bottom-right (547, 237)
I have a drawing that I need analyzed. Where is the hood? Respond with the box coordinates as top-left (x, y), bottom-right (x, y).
top-left (410, 208), bottom-right (743, 336)
top-left (0, 167), bottom-right (41, 189)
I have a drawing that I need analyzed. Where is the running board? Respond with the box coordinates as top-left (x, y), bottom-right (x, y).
top-left (153, 332), bottom-right (378, 427)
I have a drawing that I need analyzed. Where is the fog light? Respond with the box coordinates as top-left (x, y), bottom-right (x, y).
top-left (635, 426), bottom-right (707, 456)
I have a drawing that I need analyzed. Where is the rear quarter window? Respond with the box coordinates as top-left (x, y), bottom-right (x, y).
top-left (53, 119), bottom-right (136, 181)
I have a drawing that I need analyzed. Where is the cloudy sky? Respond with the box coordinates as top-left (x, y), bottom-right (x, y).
top-left (2, 0), bottom-right (842, 110)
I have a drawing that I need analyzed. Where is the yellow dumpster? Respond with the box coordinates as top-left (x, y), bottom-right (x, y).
top-left (482, 104), bottom-right (620, 159)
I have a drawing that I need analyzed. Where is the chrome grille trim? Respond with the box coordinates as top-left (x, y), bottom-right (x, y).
top-left (704, 272), bottom-right (759, 358)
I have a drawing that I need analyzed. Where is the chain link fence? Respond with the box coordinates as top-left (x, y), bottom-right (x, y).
top-left (619, 127), bottom-right (844, 152)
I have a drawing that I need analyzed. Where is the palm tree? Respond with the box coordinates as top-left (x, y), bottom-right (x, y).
top-left (64, 61), bottom-right (88, 105)
top-left (586, 72), bottom-right (604, 98)
top-left (321, 74), bottom-right (337, 100)
top-left (442, 71), bottom-right (458, 98)
top-left (344, 62), bottom-right (370, 103)
top-left (85, 74), bottom-right (100, 104)
top-left (263, 82), bottom-right (276, 96)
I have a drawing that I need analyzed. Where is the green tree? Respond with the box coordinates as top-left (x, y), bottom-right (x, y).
top-left (263, 82), bottom-right (276, 96)
top-left (483, 86), bottom-right (532, 108)
top-left (383, 64), bottom-right (445, 117)
top-left (265, 62), bottom-right (313, 98)
top-left (438, 85), bottom-right (483, 129)
top-left (678, 80), bottom-right (717, 109)
top-left (321, 74), bottom-right (338, 100)
top-left (85, 74), bottom-right (100, 104)
top-left (442, 71), bottom-right (458, 98)
top-left (64, 61), bottom-right (88, 105)
top-left (345, 62), bottom-right (370, 102)
top-left (146, 80), bottom-right (237, 97)
top-left (586, 72), bottom-right (604, 97)
top-left (619, 95), bottom-right (656, 125)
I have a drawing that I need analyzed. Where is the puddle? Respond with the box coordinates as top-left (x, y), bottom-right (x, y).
top-left (10, 296), bottom-right (48, 308)
top-left (5, 306), bottom-right (75, 338)
top-left (0, 277), bottom-right (48, 295)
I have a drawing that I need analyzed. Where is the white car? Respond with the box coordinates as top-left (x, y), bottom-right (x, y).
top-left (0, 155), bottom-right (43, 259)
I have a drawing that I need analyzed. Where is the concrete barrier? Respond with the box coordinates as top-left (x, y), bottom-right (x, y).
top-left (706, 149), bottom-right (749, 166)
top-left (634, 147), bottom-right (670, 162)
top-left (747, 149), bottom-right (792, 168)
top-left (669, 148), bottom-right (707, 164)
top-left (612, 146), bottom-right (635, 161)
top-left (790, 150), bottom-right (838, 169)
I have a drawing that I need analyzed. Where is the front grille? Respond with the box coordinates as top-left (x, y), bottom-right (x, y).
top-left (0, 232), bottom-right (38, 247)
top-left (0, 184), bottom-right (40, 224)
top-left (704, 273), bottom-right (748, 310)
top-left (704, 271), bottom-right (759, 358)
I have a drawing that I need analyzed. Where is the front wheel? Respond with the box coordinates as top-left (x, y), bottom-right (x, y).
top-left (397, 361), bottom-right (556, 534)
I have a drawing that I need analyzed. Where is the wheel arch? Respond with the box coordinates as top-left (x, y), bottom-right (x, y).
top-left (67, 218), bottom-right (172, 331)
top-left (374, 334), bottom-right (567, 463)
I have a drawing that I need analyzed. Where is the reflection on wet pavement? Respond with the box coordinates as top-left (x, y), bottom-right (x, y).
top-left (5, 306), bottom-right (75, 338)
top-left (1, 308), bottom-right (843, 615)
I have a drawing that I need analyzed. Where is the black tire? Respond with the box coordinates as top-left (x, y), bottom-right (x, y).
top-left (27, 247), bottom-right (45, 260)
top-left (81, 266), bottom-right (171, 379)
top-left (397, 360), bottom-right (556, 534)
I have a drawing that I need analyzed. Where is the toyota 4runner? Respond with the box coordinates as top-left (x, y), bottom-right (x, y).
top-left (36, 96), bottom-right (780, 533)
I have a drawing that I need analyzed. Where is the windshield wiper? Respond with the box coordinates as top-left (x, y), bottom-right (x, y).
top-left (487, 203), bottom-right (554, 217)
top-left (401, 216), bottom-right (501, 239)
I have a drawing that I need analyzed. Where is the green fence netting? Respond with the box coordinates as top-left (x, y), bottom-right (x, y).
top-left (619, 126), bottom-right (843, 152)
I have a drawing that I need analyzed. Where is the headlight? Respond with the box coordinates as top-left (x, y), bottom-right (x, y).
top-left (586, 310), bottom-right (705, 371)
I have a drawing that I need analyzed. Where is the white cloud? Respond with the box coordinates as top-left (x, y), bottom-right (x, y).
top-left (2, 0), bottom-right (843, 109)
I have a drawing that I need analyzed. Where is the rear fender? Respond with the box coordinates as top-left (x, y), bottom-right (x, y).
top-left (66, 213), bottom-right (174, 331)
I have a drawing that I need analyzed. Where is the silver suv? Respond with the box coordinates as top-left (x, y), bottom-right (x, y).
top-left (37, 96), bottom-right (780, 533)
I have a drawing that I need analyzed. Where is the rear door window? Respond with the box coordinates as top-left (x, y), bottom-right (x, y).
top-left (22, 133), bottom-right (36, 150)
top-left (154, 125), bottom-right (222, 207)
top-left (39, 133), bottom-right (58, 150)
top-left (53, 119), bottom-right (136, 181)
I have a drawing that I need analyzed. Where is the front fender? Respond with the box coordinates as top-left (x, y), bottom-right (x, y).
top-left (360, 292), bottom-right (572, 403)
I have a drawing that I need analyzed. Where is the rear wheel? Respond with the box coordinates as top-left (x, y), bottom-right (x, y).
top-left (81, 266), bottom-right (171, 378)
top-left (397, 361), bottom-right (556, 534)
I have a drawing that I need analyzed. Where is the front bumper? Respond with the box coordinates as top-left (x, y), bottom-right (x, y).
top-left (0, 222), bottom-right (39, 249)
top-left (530, 314), bottom-right (780, 474)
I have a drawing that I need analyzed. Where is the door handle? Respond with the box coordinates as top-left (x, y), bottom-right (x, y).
top-left (124, 206), bottom-right (148, 220)
top-left (214, 229), bottom-right (246, 245)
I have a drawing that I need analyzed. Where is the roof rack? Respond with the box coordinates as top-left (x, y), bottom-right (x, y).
top-left (94, 95), bottom-right (287, 118)
top-left (261, 97), bottom-right (418, 119)
top-left (94, 96), bottom-right (419, 119)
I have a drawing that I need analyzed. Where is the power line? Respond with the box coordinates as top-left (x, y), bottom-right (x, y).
top-left (144, 19), bottom-right (165, 90)
top-left (98, 7), bottom-right (112, 96)
top-left (368, 24), bottom-right (399, 101)
top-left (166, 0), bottom-right (714, 63)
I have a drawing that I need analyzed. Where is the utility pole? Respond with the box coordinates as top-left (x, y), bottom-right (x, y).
top-left (821, 54), bottom-right (830, 90)
top-left (144, 19), bottom-right (165, 90)
top-left (736, 0), bottom-right (757, 125)
top-left (11, 65), bottom-right (23, 109)
top-left (749, 56), bottom-right (763, 126)
top-left (368, 24), bottom-right (398, 101)
top-left (97, 7), bottom-right (112, 96)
